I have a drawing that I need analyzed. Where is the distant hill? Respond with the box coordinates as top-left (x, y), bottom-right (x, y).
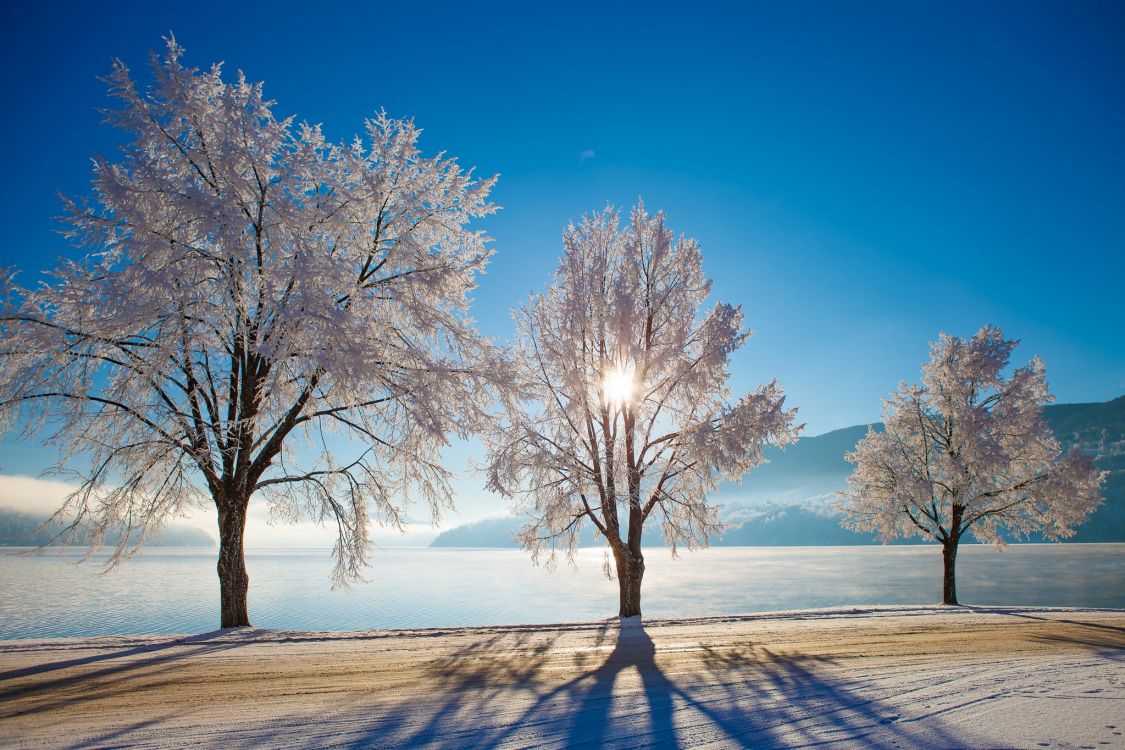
top-left (431, 395), bottom-right (1125, 548)
top-left (1047, 395), bottom-right (1125, 542)
top-left (716, 424), bottom-right (868, 508)
top-left (429, 516), bottom-right (522, 548)
top-left (431, 514), bottom-right (666, 549)
top-left (430, 502), bottom-right (879, 549)
top-left (717, 503), bottom-right (879, 546)
top-left (0, 507), bottom-right (215, 547)
top-left (1044, 395), bottom-right (1125, 443)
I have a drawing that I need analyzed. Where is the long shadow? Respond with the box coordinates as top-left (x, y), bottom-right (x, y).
top-left (971, 605), bottom-right (1125, 635)
top-left (0, 629), bottom-right (234, 682)
top-left (377, 630), bottom-right (566, 748)
top-left (1029, 634), bottom-right (1125, 662)
top-left (692, 644), bottom-right (964, 749)
top-left (315, 620), bottom-right (969, 749)
top-left (0, 630), bottom-right (252, 716)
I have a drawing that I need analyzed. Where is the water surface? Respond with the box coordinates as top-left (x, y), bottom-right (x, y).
top-left (1, 544), bottom-right (1121, 638)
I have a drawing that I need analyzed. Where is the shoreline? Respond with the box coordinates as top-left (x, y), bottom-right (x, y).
top-left (2, 605), bottom-right (1123, 748)
top-left (6, 540), bottom-right (1125, 552)
top-left (4, 602), bottom-right (1125, 644)
top-left (5, 602), bottom-right (1125, 649)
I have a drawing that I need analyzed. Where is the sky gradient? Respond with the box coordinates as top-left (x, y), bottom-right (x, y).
top-left (1, 1), bottom-right (1122, 532)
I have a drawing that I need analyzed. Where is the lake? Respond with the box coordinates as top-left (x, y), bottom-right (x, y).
top-left (1, 544), bottom-right (1122, 639)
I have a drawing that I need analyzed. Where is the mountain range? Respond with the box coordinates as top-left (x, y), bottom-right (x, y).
top-left (431, 395), bottom-right (1125, 548)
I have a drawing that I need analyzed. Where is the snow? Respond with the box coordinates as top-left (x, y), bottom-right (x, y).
top-left (1, 605), bottom-right (1122, 748)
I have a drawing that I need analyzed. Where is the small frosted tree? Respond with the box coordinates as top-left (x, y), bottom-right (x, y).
top-left (485, 204), bottom-right (801, 618)
top-left (0, 39), bottom-right (501, 627)
top-left (837, 325), bottom-right (1104, 605)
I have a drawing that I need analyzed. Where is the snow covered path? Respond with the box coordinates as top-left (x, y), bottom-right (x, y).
top-left (1, 606), bottom-right (1122, 749)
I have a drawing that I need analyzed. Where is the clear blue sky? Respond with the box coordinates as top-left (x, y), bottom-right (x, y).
top-left (1, 0), bottom-right (1122, 445)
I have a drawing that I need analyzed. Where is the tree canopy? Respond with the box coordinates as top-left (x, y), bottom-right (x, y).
top-left (485, 203), bottom-right (800, 615)
top-left (0, 38), bottom-right (502, 624)
top-left (837, 325), bottom-right (1104, 603)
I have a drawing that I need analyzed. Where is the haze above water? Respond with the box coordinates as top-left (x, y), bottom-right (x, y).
top-left (2, 545), bottom-right (1122, 640)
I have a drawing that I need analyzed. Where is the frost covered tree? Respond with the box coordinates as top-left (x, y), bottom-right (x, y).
top-left (837, 325), bottom-right (1104, 605)
top-left (0, 39), bottom-right (501, 627)
top-left (485, 204), bottom-right (801, 618)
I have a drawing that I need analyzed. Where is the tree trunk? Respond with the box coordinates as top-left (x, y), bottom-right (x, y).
top-left (613, 544), bottom-right (645, 618)
top-left (217, 501), bottom-right (250, 628)
top-left (942, 540), bottom-right (958, 605)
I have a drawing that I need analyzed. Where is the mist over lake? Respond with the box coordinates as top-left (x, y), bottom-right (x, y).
top-left (3, 544), bottom-right (1121, 640)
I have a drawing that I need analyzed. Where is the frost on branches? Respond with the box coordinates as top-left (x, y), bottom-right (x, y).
top-left (485, 204), bottom-right (801, 618)
top-left (837, 325), bottom-right (1104, 605)
top-left (0, 39), bottom-right (502, 627)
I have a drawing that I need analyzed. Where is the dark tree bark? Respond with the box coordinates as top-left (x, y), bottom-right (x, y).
top-left (613, 543), bottom-right (645, 618)
top-left (217, 501), bottom-right (250, 628)
top-left (941, 540), bottom-right (958, 606)
top-left (940, 503), bottom-right (965, 606)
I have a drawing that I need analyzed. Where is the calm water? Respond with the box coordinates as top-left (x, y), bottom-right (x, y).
top-left (1, 544), bottom-right (1122, 639)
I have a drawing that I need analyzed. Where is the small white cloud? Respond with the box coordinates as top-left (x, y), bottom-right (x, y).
top-left (578, 149), bottom-right (596, 166)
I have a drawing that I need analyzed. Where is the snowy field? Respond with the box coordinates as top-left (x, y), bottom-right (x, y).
top-left (0, 606), bottom-right (1122, 749)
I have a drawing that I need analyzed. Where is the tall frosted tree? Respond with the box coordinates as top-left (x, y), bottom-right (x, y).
top-left (837, 325), bottom-right (1104, 605)
top-left (0, 39), bottom-right (501, 627)
top-left (485, 204), bottom-right (801, 618)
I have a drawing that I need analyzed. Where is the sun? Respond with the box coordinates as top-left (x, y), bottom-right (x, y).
top-left (602, 365), bottom-right (634, 409)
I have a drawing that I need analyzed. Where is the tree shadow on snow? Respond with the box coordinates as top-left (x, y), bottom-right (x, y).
top-left (968, 606), bottom-right (1125, 660)
top-left (311, 621), bottom-right (967, 749)
top-left (0, 630), bottom-right (251, 717)
top-left (973, 606), bottom-right (1125, 636)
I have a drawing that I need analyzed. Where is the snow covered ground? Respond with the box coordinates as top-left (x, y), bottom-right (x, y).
top-left (1, 605), bottom-right (1122, 749)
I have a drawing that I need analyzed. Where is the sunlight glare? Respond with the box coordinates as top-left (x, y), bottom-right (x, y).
top-left (602, 366), bottom-right (634, 409)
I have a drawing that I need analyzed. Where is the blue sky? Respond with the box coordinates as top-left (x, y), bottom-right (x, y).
top-left (1, 1), bottom-right (1123, 531)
